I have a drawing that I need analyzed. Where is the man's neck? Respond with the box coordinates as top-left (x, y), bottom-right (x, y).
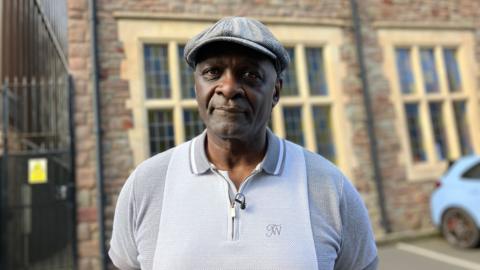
top-left (205, 130), bottom-right (267, 188)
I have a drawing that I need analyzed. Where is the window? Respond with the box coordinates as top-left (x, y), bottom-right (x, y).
top-left (144, 45), bottom-right (170, 99)
top-left (379, 29), bottom-right (480, 181)
top-left (393, 46), bottom-right (474, 163)
top-left (183, 109), bottom-right (204, 141)
top-left (283, 107), bottom-right (304, 146)
top-left (143, 43), bottom-right (203, 155)
top-left (404, 103), bottom-right (426, 162)
top-left (306, 48), bottom-right (328, 96)
top-left (271, 44), bottom-right (343, 164)
top-left (463, 163), bottom-right (480, 179)
top-left (282, 48), bottom-right (298, 96)
top-left (118, 19), bottom-right (351, 174)
top-left (148, 110), bottom-right (175, 155)
top-left (453, 101), bottom-right (473, 155)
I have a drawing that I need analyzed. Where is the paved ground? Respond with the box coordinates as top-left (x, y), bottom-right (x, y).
top-left (378, 236), bottom-right (480, 270)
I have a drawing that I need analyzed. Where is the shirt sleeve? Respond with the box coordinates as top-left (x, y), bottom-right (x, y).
top-left (334, 177), bottom-right (378, 270)
top-left (109, 170), bottom-right (141, 270)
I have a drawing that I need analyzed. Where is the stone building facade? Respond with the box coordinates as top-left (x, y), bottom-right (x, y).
top-left (67, 0), bottom-right (480, 269)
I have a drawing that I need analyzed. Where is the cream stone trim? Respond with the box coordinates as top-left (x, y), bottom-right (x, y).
top-left (378, 29), bottom-right (480, 182)
top-left (117, 19), bottom-right (353, 180)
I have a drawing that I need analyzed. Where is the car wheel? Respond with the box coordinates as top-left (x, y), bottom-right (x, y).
top-left (442, 208), bottom-right (480, 248)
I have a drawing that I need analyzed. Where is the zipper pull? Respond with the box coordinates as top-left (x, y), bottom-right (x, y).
top-left (234, 193), bottom-right (246, 210)
top-left (230, 206), bottom-right (236, 218)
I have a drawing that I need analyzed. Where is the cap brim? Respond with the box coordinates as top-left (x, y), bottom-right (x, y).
top-left (186, 36), bottom-right (278, 68)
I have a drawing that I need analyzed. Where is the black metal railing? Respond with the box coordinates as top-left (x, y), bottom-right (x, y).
top-left (0, 0), bottom-right (76, 269)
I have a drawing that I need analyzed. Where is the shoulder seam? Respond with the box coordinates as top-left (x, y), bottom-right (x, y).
top-left (130, 169), bottom-right (139, 249)
top-left (338, 175), bottom-right (347, 256)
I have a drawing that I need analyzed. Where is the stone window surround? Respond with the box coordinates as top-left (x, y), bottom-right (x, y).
top-left (378, 29), bottom-right (480, 182)
top-left (116, 16), bottom-right (354, 180)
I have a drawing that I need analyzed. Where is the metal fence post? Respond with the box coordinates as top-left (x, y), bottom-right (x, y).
top-left (1, 81), bottom-right (10, 270)
top-left (68, 74), bottom-right (78, 270)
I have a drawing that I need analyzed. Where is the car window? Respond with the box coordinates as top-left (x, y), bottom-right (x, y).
top-left (462, 162), bottom-right (480, 180)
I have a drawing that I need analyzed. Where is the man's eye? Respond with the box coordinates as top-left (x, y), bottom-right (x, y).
top-left (202, 68), bottom-right (221, 79)
top-left (243, 71), bottom-right (262, 81)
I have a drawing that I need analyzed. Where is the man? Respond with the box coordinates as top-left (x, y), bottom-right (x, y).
top-left (109, 16), bottom-right (378, 270)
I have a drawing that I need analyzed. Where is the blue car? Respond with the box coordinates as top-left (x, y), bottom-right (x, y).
top-left (430, 155), bottom-right (480, 248)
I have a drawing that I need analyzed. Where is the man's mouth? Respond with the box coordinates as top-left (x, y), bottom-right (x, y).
top-left (214, 106), bottom-right (245, 113)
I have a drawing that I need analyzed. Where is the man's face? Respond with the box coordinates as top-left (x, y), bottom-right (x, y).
top-left (194, 43), bottom-right (281, 141)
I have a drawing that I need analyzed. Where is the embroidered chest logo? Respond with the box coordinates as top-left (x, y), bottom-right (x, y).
top-left (265, 224), bottom-right (282, 237)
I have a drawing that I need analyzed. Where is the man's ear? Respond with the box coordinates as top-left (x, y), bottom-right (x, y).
top-left (272, 78), bottom-right (282, 107)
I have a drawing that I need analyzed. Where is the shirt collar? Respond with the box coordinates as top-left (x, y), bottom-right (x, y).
top-left (189, 128), bottom-right (285, 176)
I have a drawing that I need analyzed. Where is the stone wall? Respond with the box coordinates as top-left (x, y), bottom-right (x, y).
top-left (68, 0), bottom-right (100, 269)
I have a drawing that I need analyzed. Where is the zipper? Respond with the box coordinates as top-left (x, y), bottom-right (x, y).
top-left (230, 204), bottom-right (236, 240)
top-left (212, 167), bottom-right (261, 241)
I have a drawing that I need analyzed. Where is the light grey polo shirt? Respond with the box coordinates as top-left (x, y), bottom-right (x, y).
top-left (109, 130), bottom-right (378, 270)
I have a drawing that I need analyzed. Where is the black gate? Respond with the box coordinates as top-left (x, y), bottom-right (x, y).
top-left (0, 0), bottom-right (76, 269)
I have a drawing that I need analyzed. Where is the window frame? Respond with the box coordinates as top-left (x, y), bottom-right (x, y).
top-left (379, 29), bottom-right (480, 181)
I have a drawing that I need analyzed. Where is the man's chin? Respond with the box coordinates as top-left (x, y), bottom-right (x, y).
top-left (207, 124), bottom-right (250, 140)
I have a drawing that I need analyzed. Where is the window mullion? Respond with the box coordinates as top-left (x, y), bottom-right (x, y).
top-left (435, 46), bottom-right (449, 95)
top-left (419, 98), bottom-right (437, 163)
top-left (296, 44), bottom-right (316, 152)
top-left (411, 46), bottom-right (424, 98)
top-left (169, 41), bottom-right (185, 144)
top-left (272, 104), bottom-right (285, 138)
top-left (413, 46), bottom-right (436, 162)
top-left (437, 44), bottom-right (463, 159)
top-left (302, 103), bottom-right (316, 152)
top-left (296, 44), bottom-right (308, 98)
top-left (458, 45), bottom-right (480, 154)
top-left (443, 100), bottom-right (461, 159)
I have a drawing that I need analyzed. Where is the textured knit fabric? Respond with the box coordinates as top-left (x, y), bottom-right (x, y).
top-left (152, 139), bottom-right (317, 269)
top-left (109, 130), bottom-right (378, 270)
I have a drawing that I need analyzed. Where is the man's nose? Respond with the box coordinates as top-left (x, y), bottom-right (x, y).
top-left (215, 71), bottom-right (244, 99)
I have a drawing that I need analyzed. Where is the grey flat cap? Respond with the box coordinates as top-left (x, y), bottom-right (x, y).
top-left (184, 16), bottom-right (290, 73)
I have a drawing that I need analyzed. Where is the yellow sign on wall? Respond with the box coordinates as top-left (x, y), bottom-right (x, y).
top-left (28, 158), bottom-right (47, 184)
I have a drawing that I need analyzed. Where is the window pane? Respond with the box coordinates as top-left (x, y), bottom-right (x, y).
top-left (312, 106), bottom-right (336, 162)
top-left (283, 107), bottom-right (304, 146)
top-left (148, 110), bottom-right (175, 155)
top-left (183, 109), bottom-right (205, 141)
top-left (443, 49), bottom-right (462, 93)
top-left (178, 45), bottom-right (196, 99)
top-left (420, 48), bottom-right (439, 93)
top-left (463, 163), bottom-right (480, 179)
top-left (282, 48), bottom-right (298, 96)
top-left (429, 102), bottom-right (448, 160)
top-left (453, 101), bottom-right (473, 155)
top-left (306, 48), bottom-right (328, 96)
top-left (405, 104), bottom-right (426, 162)
top-left (144, 45), bottom-right (171, 99)
top-left (395, 48), bottom-right (415, 94)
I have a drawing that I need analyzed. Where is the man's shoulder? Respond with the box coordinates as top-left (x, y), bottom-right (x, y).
top-left (135, 147), bottom-right (176, 177)
top-left (130, 142), bottom-right (188, 197)
top-left (300, 147), bottom-right (345, 196)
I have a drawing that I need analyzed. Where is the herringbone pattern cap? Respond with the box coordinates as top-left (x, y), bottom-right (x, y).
top-left (184, 16), bottom-right (290, 73)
